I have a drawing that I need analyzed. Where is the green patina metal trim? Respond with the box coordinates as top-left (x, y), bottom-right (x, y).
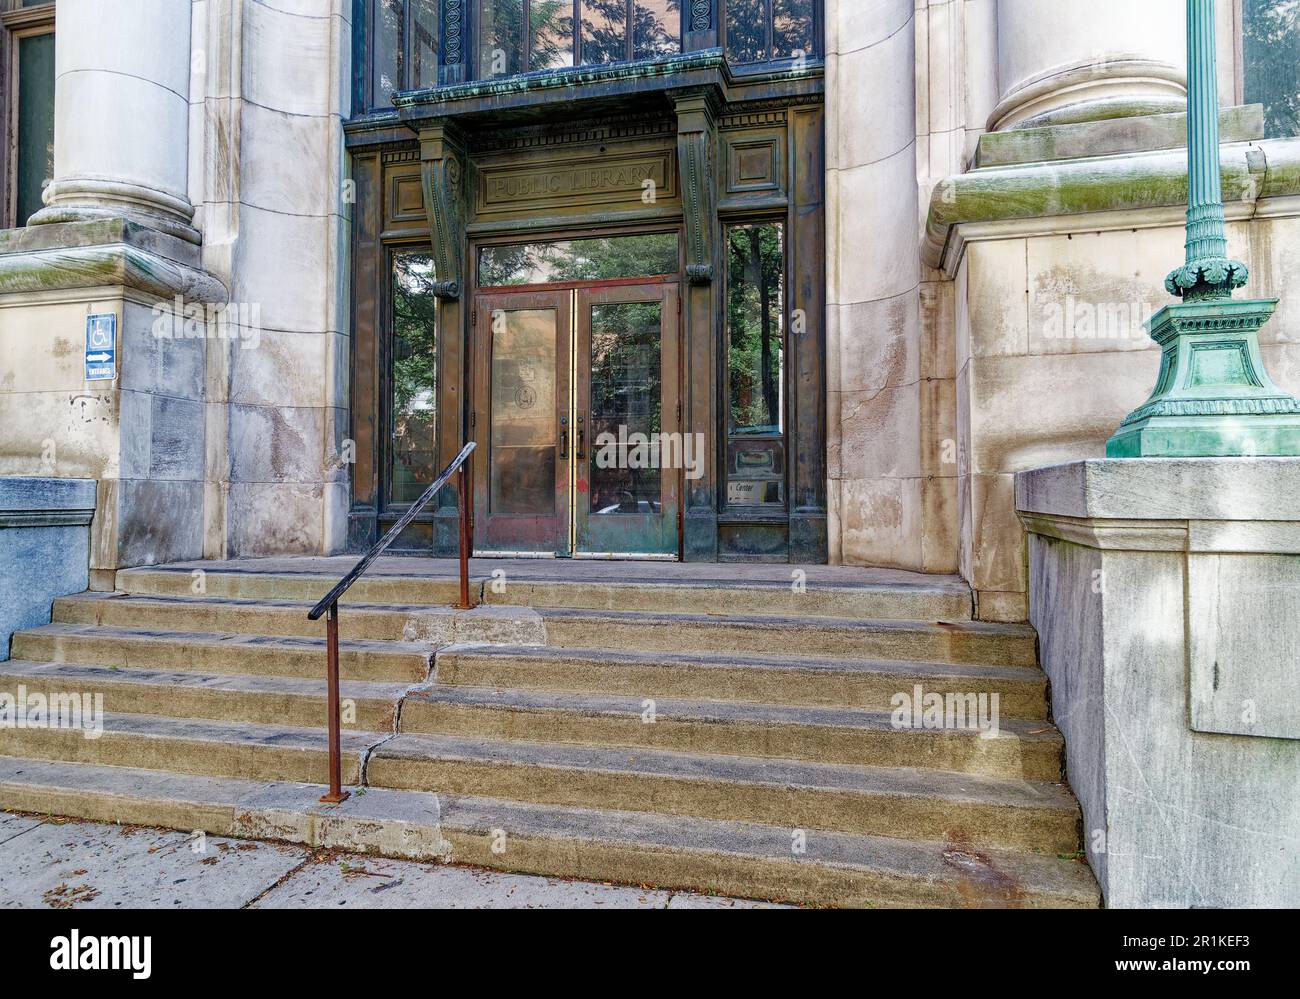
top-left (1168, 0), bottom-right (1248, 301)
top-left (1105, 0), bottom-right (1300, 457)
top-left (394, 50), bottom-right (738, 108)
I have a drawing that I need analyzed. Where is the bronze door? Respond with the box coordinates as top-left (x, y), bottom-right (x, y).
top-left (471, 282), bottom-right (680, 557)
top-left (472, 290), bottom-right (572, 555)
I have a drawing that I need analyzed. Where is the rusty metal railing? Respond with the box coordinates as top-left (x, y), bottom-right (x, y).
top-left (307, 441), bottom-right (476, 803)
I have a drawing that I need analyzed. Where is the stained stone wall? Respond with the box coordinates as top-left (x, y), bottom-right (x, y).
top-left (828, 0), bottom-right (1300, 621)
top-left (191, 0), bottom-right (352, 559)
top-left (825, 0), bottom-right (930, 569)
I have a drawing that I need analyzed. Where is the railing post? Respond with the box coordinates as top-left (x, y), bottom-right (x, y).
top-left (456, 454), bottom-right (474, 610)
top-left (320, 602), bottom-right (348, 804)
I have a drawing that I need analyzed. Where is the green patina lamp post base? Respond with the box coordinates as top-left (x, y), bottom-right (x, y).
top-left (1106, 298), bottom-right (1300, 457)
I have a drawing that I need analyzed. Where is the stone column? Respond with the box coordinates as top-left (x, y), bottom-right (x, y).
top-left (29, 0), bottom-right (198, 242)
top-left (990, 0), bottom-right (1186, 131)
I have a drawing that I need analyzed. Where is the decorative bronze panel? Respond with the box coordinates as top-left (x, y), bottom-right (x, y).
top-left (386, 165), bottom-right (427, 227)
top-left (725, 133), bottom-right (784, 195)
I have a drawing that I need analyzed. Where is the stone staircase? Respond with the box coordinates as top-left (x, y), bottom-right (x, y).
top-left (0, 561), bottom-right (1099, 907)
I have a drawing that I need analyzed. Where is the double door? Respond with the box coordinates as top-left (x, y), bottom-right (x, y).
top-left (471, 281), bottom-right (681, 557)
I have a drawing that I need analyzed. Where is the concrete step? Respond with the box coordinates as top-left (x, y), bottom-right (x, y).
top-left (44, 593), bottom-right (1031, 665)
top-left (534, 607), bottom-right (1039, 665)
top-left (117, 565), bottom-right (973, 622)
top-left (0, 711), bottom-right (381, 786)
top-left (0, 659), bottom-right (409, 731)
top-left (400, 685), bottom-right (1063, 781)
top-left (117, 567), bottom-right (468, 609)
top-left (366, 732), bottom-right (1081, 853)
top-left (13, 623), bottom-right (434, 683)
top-left (0, 757), bottom-right (1100, 907)
top-left (47, 591), bottom-right (544, 644)
top-left (435, 643), bottom-right (1050, 718)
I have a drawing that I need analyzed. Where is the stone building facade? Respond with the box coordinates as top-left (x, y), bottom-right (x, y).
top-left (1, 0), bottom-right (1297, 618)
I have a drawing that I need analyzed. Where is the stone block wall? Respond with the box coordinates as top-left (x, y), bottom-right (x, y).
top-left (191, 0), bottom-right (352, 559)
top-left (957, 208), bottom-right (1300, 619)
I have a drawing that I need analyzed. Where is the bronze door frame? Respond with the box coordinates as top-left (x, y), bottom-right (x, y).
top-left (470, 277), bottom-right (682, 559)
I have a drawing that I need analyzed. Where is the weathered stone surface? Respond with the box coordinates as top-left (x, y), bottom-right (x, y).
top-left (0, 477), bottom-right (95, 661)
top-left (1019, 458), bottom-right (1300, 906)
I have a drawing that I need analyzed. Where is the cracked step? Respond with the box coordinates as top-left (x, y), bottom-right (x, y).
top-left (0, 712), bottom-right (384, 786)
top-left (0, 660), bottom-right (410, 731)
top-left (365, 732), bottom-right (1081, 853)
top-left (12, 623), bottom-right (435, 683)
top-left (0, 757), bottom-right (1099, 908)
top-left (400, 684), bottom-right (1063, 781)
top-left (46, 591), bottom-right (545, 644)
top-left (434, 643), bottom-right (1050, 717)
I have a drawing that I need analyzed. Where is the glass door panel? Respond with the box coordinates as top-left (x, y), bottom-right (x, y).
top-left (574, 283), bottom-right (680, 557)
top-left (473, 291), bottom-right (571, 554)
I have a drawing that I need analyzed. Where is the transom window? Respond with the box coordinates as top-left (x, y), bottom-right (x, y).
top-left (354, 0), bottom-right (823, 114)
top-left (478, 1), bottom-right (682, 78)
top-left (725, 0), bottom-right (816, 65)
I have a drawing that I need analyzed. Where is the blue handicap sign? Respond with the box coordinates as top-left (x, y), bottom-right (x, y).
top-left (84, 313), bottom-right (117, 381)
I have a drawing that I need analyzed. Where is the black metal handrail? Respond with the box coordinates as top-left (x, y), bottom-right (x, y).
top-left (308, 440), bottom-right (476, 803)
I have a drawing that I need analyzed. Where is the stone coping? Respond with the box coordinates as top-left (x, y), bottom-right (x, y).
top-left (925, 130), bottom-right (1300, 273)
top-left (0, 477), bottom-right (96, 529)
top-left (1016, 457), bottom-right (1300, 524)
top-left (0, 219), bottom-right (227, 304)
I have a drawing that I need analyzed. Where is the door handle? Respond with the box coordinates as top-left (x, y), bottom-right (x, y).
top-left (576, 416), bottom-right (586, 460)
top-left (559, 429), bottom-right (568, 459)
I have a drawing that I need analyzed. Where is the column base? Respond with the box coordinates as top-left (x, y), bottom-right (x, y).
top-left (31, 177), bottom-right (201, 245)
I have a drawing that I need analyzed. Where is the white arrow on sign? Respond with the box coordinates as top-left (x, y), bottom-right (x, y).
top-left (85, 353), bottom-right (113, 362)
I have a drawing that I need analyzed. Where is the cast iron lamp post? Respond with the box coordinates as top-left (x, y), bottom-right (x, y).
top-left (1106, 0), bottom-right (1300, 457)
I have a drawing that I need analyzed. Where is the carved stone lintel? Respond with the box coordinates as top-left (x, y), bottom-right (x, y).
top-left (419, 123), bottom-right (467, 300)
top-left (672, 90), bottom-right (721, 286)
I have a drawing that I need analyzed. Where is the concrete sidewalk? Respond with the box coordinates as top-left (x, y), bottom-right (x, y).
top-left (0, 812), bottom-right (790, 909)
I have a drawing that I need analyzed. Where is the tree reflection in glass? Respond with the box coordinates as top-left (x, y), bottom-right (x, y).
top-left (773, 0), bottom-right (814, 60)
top-left (725, 0), bottom-right (766, 64)
top-left (590, 302), bottom-right (664, 515)
top-left (726, 223), bottom-right (784, 435)
top-left (479, 233), bottom-right (679, 286)
top-left (389, 252), bottom-right (439, 504)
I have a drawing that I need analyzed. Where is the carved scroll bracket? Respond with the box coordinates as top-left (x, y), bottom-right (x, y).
top-left (671, 88), bottom-right (722, 286)
top-left (418, 122), bottom-right (468, 300)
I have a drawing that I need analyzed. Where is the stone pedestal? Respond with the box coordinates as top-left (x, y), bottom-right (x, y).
top-left (1017, 458), bottom-right (1300, 907)
top-left (992, 0), bottom-right (1185, 130)
top-left (0, 220), bottom-right (226, 580)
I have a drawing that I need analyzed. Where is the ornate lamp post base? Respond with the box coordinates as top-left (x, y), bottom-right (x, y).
top-left (1106, 298), bottom-right (1300, 457)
